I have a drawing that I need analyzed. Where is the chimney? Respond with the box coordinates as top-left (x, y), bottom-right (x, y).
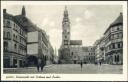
top-left (120, 12), bottom-right (123, 15)
top-left (3, 9), bottom-right (6, 13)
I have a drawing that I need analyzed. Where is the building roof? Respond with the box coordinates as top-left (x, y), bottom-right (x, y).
top-left (104, 13), bottom-right (123, 34)
top-left (3, 9), bottom-right (14, 21)
top-left (82, 46), bottom-right (95, 52)
top-left (110, 13), bottom-right (123, 27)
top-left (14, 15), bottom-right (39, 32)
top-left (70, 40), bottom-right (82, 45)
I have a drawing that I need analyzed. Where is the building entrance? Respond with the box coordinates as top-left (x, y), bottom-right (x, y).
top-left (27, 56), bottom-right (38, 67)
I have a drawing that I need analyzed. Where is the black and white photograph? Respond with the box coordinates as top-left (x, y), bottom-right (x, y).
top-left (1, 1), bottom-right (128, 81)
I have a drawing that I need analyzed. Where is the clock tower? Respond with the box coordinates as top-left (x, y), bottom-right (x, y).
top-left (61, 6), bottom-right (70, 48)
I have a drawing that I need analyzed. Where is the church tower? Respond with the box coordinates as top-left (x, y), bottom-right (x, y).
top-left (21, 6), bottom-right (26, 16)
top-left (61, 6), bottom-right (70, 48)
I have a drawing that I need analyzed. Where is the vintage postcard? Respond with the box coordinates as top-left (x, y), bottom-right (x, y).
top-left (1, 1), bottom-right (128, 81)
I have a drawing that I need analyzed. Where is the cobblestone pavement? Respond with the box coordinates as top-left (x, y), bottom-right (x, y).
top-left (3, 64), bottom-right (122, 74)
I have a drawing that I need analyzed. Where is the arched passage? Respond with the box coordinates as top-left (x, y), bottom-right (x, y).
top-left (27, 56), bottom-right (38, 67)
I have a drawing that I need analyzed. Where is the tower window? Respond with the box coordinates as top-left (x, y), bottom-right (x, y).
top-left (64, 40), bottom-right (68, 45)
top-left (65, 36), bottom-right (67, 38)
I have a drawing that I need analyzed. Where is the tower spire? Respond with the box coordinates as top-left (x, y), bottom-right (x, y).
top-left (64, 5), bottom-right (68, 17)
top-left (65, 5), bottom-right (67, 11)
top-left (22, 6), bottom-right (26, 16)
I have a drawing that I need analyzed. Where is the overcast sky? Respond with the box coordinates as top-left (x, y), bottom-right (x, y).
top-left (2, 5), bottom-right (122, 55)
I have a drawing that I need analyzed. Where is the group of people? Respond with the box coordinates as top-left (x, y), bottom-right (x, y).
top-left (37, 58), bottom-right (46, 72)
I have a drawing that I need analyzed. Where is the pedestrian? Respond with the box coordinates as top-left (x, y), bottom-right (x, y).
top-left (80, 61), bottom-right (83, 71)
top-left (41, 58), bottom-right (45, 71)
top-left (37, 58), bottom-right (42, 72)
top-left (100, 61), bottom-right (101, 66)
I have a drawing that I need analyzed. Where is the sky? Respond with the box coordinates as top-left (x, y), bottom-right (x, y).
top-left (2, 5), bottom-right (122, 55)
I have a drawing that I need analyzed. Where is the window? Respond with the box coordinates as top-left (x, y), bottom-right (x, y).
top-left (16, 36), bottom-right (17, 41)
top-left (115, 43), bottom-right (118, 49)
top-left (7, 20), bottom-right (10, 26)
top-left (116, 55), bottom-right (119, 62)
top-left (112, 43), bottom-right (115, 49)
top-left (7, 32), bottom-right (10, 39)
top-left (4, 42), bottom-right (8, 51)
top-left (119, 25), bottom-right (122, 30)
top-left (65, 35), bottom-right (67, 38)
top-left (14, 44), bottom-right (17, 49)
top-left (64, 40), bottom-right (68, 45)
top-left (13, 34), bottom-right (15, 40)
top-left (4, 31), bottom-right (5, 38)
top-left (117, 27), bottom-right (120, 31)
top-left (72, 52), bottom-right (73, 55)
top-left (111, 35), bottom-right (114, 39)
top-left (118, 43), bottom-right (121, 48)
top-left (119, 33), bottom-right (122, 38)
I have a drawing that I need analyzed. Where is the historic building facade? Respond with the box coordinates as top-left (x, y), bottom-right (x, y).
top-left (3, 6), bottom-right (54, 68)
top-left (3, 8), bottom-right (27, 68)
top-left (104, 13), bottom-right (123, 65)
top-left (27, 28), bottom-right (54, 66)
top-left (82, 46), bottom-right (95, 64)
top-left (93, 13), bottom-right (123, 65)
top-left (93, 36), bottom-right (105, 64)
top-left (70, 40), bottom-right (83, 64)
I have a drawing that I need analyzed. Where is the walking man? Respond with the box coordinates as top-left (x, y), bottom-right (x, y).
top-left (80, 61), bottom-right (83, 71)
top-left (37, 58), bottom-right (42, 72)
top-left (41, 58), bottom-right (45, 71)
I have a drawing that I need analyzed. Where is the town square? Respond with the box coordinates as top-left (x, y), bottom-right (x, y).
top-left (2, 5), bottom-right (123, 74)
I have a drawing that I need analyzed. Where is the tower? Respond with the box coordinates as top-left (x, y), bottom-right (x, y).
top-left (21, 6), bottom-right (26, 16)
top-left (61, 6), bottom-right (70, 48)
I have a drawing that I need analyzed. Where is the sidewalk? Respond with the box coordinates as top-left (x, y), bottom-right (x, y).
top-left (3, 64), bottom-right (55, 73)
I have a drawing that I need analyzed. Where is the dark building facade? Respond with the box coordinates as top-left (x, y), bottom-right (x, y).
top-left (3, 8), bottom-right (27, 68)
top-left (3, 6), bottom-right (54, 68)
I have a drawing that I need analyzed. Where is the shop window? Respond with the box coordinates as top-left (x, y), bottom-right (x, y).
top-left (13, 59), bottom-right (17, 68)
top-left (4, 58), bottom-right (10, 68)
